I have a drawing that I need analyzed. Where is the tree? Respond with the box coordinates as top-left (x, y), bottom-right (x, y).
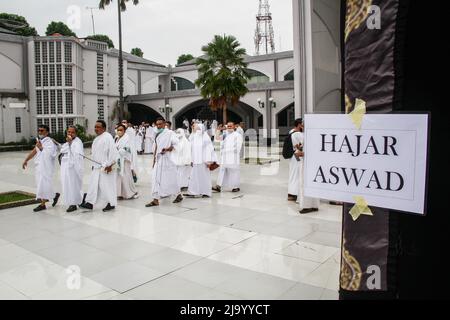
top-left (0, 13), bottom-right (38, 36)
top-left (45, 21), bottom-right (76, 37)
top-left (130, 47), bottom-right (143, 57)
top-left (177, 53), bottom-right (194, 66)
top-left (99, 0), bottom-right (139, 121)
top-left (87, 34), bottom-right (114, 48)
top-left (195, 35), bottom-right (250, 124)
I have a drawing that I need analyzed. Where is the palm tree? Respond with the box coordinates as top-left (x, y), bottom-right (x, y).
top-left (195, 35), bottom-right (250, 124)
top-left (98, 0), bottom-right (139, 121)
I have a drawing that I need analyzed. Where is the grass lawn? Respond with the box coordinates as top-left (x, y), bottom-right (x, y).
top-left (0, 192), bottom-right (35, 204)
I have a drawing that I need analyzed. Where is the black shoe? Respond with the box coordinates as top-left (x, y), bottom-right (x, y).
top-left (79, 202), bottom-right (93, 210)
top-left (173, 195), bottom-right (183, 203)
top-left (52, 193), bottom-right (60, 207)
top-left (299, 208), bottom-right (319, 214)
top-left (232, 188), bottom-right (240, 193)
top-left (202, 195), bottom-right (210, 198)
top-left (66, 205), bottom-right (78, 213)
top-left (33, 204), bottom-right (46, 212)
top-left (145, 200), bottom-right (159, 207)
top-left (212, 186), bottom-right (221, 193)
top-left (82, 193), bottom-right (87, 204)
top-left (102, 203), bottom-right (115, 212)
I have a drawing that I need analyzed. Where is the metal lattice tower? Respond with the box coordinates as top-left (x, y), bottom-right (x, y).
top-left (254, 0), bottom-right (275, 55)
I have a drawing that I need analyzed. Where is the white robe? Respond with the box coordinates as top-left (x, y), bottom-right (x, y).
top-left (34, 136), bottom-right (57, 201)
top-left (85, 132), bottom-right (118, 207)
top-left (173, 129), bottom-right (192, 189)
top-left (135, 129), bottom-right (143, 153)
top-left (217, 131), bottom-right (243, 190)
top-left (116, 134), bottom-right (138, 199)
top-left (187, 125), bottom-right (217, 197)
top-left (144, 127), bottom-right (154, 154)
top-left (151, 129), bottom-right (180, 199)
top-left (288, 131), bottom-right (303, 196)
top-left (60, 137), bottom-right (84, 206)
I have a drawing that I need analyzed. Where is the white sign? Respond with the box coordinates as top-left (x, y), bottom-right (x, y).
top-left (304, 114), bottom-right (429, 214)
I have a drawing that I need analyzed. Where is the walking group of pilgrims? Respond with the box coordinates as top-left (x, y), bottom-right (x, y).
top-left (22, 116), bottom-right (318, 215)
top-left (22, 117), bottom-right (245, 213)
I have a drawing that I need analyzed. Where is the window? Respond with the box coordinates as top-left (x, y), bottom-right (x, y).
top-left (56, 65), bottom-right (62, 86)
top-left (42, 42), bottom-right (47, 63)
top-left (37, 118), bottom-right (43, 127)
top-left (66, 118), bottom-right (74, 127)
top-left (57, 90), bottom-right (63, 114)
top-left (56, 42), bottom-right (61, 63)
top-left (34, 42), bottom-right (40, 63)
top-left (284, 70), bottom-right (294, 81)
top-left (35, 65), bottom-right (41, 87)
top-left (65, 65), bottom-right (72, 86)
top-left (43, 90), bottom-right (49, 114)
top-left (49, 42), bottom-right (54, 63)
top-left (42, 65), bottom-right (48, 87)
top-left (97, 99), bottom-right (104, 120)
top-left (50, 118), bottom-right (57, 133)
top-left (49, 65), bottom-right (55, 86)
top-left (64, 42), bottom-right (72, 63)
top-left (97, 53), bottom-right (104, 90)
top-left (15, 117), bottom-right (21, 133)
top-left (43, 118), bottom-right (49, 126)
top-left (50, 90), bottom-right (56, 114)
top-left (57, 118), bottom-right (64, 133)
top-left (65, 90), bottom-right (73, 114)
top-left (36, 90), bottom-right (42, 115)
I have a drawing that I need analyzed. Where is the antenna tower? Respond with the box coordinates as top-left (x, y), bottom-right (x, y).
top-left (254, 0), bottom-right (275, 55)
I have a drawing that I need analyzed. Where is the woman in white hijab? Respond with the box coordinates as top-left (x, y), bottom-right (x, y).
top-left (186, 123), bottom-right (217, 198)
top-left (173, 128), bottom-right (192, 191)
top-left (115, 124), bottom-right (139, 200)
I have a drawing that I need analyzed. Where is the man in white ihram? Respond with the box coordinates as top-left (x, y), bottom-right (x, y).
top-left (213, 122), bottom-right (243, 193)
top-left (22, 124), bottom-right (60, 212)
top-left (80, 120), bottom-right (118, 212)
top-left (145, 117), bottom-right (183, 207)
top-left (59, 125), bottom-right (84, 213)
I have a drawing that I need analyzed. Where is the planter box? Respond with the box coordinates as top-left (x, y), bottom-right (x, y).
top-left (0, 191), bottom-right (39, 210)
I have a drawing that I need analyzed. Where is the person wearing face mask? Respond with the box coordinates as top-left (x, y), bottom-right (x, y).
top-left (22, 125), bottom-right (60, 212)
top-left (173, 128), bottom-right (192, 191)
top-left (59, 125), bottom-right (84, 213)
top-left (115, 124), bottom-right (139, 200)
top-left (145, 117), bottom-right (183, 207)
top-left (212, 122), bottom-right (243, 193)
top-left (185, 123), bottom-right (217, 198)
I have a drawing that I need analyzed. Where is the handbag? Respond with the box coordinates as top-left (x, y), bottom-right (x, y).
top-left (208, 162), bottom-right (220, 171)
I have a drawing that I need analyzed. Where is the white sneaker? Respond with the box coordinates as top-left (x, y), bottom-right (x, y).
top-left (132, 193), bottom-right (139, 199)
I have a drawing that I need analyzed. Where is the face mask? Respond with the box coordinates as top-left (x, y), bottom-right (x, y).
top-left (157, 128), bottom-right (164, 133)
top-left (38, 135), bottom-right (45, 139)
top-left (227, 129), bottom-right (234, 133)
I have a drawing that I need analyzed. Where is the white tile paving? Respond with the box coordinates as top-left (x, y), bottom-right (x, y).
top-left (0, 150), bottom-right (342, 299)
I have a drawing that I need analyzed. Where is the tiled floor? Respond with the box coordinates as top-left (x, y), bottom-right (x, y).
top-left (0, 150), bottom-right (342, 300)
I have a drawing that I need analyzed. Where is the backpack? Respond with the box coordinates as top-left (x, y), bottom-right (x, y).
top-left (282, 133), bottom-right (295, 159)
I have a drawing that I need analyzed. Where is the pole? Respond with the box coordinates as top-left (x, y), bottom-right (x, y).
top-left (117, 0), bottom-right (124, 121)
top-left (90, 8), bottom-right (96, 35)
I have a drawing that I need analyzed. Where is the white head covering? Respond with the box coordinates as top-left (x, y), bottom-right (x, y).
top-left (173, 128), bottom-right (191, 165)
top-left (189, 123), bottom-right (216, 164)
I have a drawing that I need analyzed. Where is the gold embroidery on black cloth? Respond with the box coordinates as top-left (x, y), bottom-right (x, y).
top-left (340, 239), bottom-right (363, 291)
top-left (345, 0), bottom-right (372, 42)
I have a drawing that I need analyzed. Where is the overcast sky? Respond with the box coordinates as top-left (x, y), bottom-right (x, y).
top-left (1, 0), bottom-right (294, 66)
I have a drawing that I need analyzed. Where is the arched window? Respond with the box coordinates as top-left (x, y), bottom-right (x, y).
top-left (284, 70), bottom-right (294, 81)
top-left (171, 77), bottom-right (195, 91)
top-left (246, 69), bottom-right (270, 84)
